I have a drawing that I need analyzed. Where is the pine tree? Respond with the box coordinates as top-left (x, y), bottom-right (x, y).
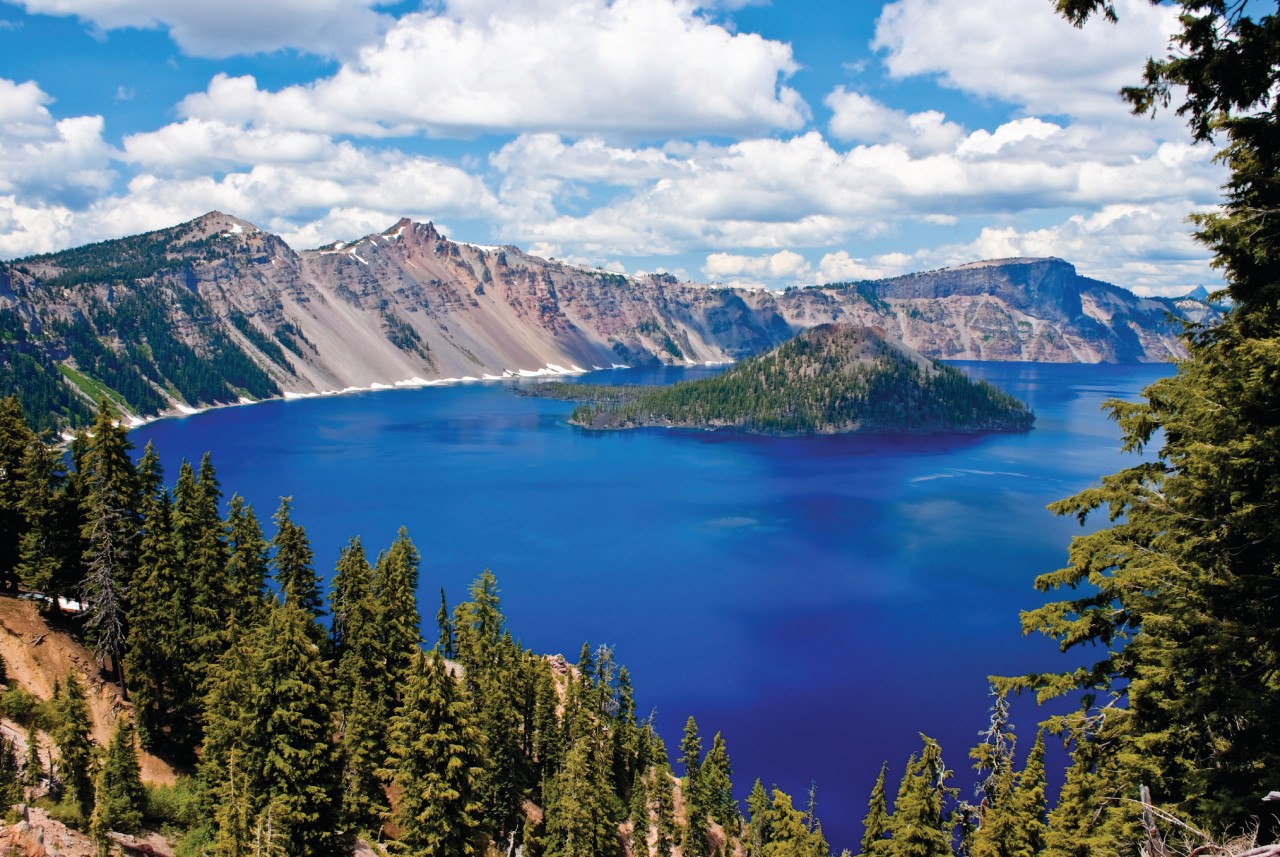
top-left (126, 472), bottom-right (197, 753)
top-left (679, 716), bottom-right (708, 857)
top-left (859, 763), bottom-right (890, 857)
top-left (383, 651), bottom-right (489, 857)
top-left (372, 528), bottom-right (421, 682)
top-left (1043, 711), bottom-right (1140, 857)
top-left (52, 671), bottom-right (96, 822)
top-left (200, 618), bottom-right (258, 855)
top-left (1007, 730), bottom-right (1046, 857)
top-left (762, 788), bottom-right (826, 857)
top-left (0, 733), bottom-right (22, 811)
top-left (331, 538), bottom-right (392, 834)
top-left (15, 435), bottom-right (72, 596)
top-left (886, 736), bottom-right (955, 857)
top-left (247, 601), bottom-right (345, 857)
top-left (0, 395), bottom-right (36, 590)
top-left (436, 586), bottom-right (454, 658)
top-left (79, 400), bottom-right (140, 685)
top-left (23, 723), bottom-right (42, 789)
top-left (544, 716), bottom-right (619, 857)
top-left (269, 497), bottom-right (323, 619)
top-left (90, 717), bottom-right (146, 845)
top-left (968, 693), bottom-right (1018, 857)
top-left (701, 732), bottom-right (737, 834)
top-left (1015, 0), bottom-right (1280, 838)
top-left (224, 495), bottom-right (269, 624)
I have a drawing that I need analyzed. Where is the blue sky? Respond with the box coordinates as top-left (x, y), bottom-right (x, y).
top-left (0, 0), bottom-right (1225, 294)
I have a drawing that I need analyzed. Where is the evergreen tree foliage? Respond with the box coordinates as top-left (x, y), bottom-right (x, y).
top-left (1008, 0), bottom-right (1280, 840)
top-left (202, 602), bottom-right (343, 857)
top-left (886, 736), bottom-right (955, 857)
top-left (330, 536), bottom-right (372, 660)
top-left (330, 537), bottom-right (392, 834)
top-left (0, 732), bottom-right (22, 810)
top-left (0, 395), bottom-right (36, 590)
top-left (269, 497), bottom-right (323, 619)
top-left (859, 763), bottom-right (890, 857)
top-left (53, 671), bottom-right (97, 822)
top-left (383, 651), bottom-right (489, 857)
top-left (679, 716), bottom-right (708, 857)
top-left (79, 400), bottom-right (140, 683)
top-left (371, 527), bottom-right (421, 684)
top-left (1042, 710), bottom-right (1140, 857)
top-left (247, 601), bottom-right (344, 857)
top-left (200, 617), bottom-right (258, 855)
top-left (762, 788), bottom-right (827, 857)
top-left (15, 432), bottom-right (76, 599)
top-left (436, 586), bottom-right (454, 659)
top-left (746, 779), bottom-right (772, 857)
top-left (1009, 730), bottom-right (1047, 857)
top-left (224, 494), bottom-right (269, 624)
top-left (125, 473), bottom-right (195, 753)
top-left (701, 732), bottom-right (738, 834)
top-left (23, 723), bottom-right (42, 789)
top-left (90, 717), bottom-right (146, 842)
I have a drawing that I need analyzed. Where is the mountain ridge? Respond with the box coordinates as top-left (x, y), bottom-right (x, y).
top-left (0, 212), bottom-right (1216, 428)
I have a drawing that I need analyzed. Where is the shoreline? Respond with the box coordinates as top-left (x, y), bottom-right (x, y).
top-left (111, 359), bottom-right (731, 435)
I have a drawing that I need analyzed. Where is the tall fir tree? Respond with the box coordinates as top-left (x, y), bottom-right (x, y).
top-left (762, 788), bottom-right (827, 857)
top-left (90, 717), bottom-right (146, 845)
top-left (886, 736), bottom-right (955, 857)
top-left (224, 495), bottom-right (269, 625)
top-left (53, 672), bottom-right (97, 822)
top-left (746, 779), bottom-right (772, 857)
top-left (679, 716), bottom-right (708, 857)
top-left (79, 400), bottom-right (140, 685)
top-left (15, 432), bottom-right (74, 597)
top-left (383, 651), bottom-right (489, 857)
top-left (124, 477), bottom-right (195, 753)
top-left (436, 586), bottom-right (454, 658)
top-left (701, 732), bottom-right (738, 834)
top-left (247, 601), bottom-right (345, 857)
top-left (331, 536), bottom-right (391, 834)
top-left (0, 395), bottom-right (36, 589)
top-left (859, 763), bottom-right (890, 857)
top-left (0, 733), bottom-right (22, 811)
top-left (269, 497), bottom-right (323, 620)
top-left (1014, 0), bottom-right (1280, 838)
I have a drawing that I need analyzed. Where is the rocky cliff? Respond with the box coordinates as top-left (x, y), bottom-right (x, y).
top-left (0, 212), bottom-right (1214, 427)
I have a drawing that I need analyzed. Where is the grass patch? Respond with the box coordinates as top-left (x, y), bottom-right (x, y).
top-left (58, 363), bottom-right (131, 411)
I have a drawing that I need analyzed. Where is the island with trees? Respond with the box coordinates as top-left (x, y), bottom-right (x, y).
top-left (532, 324), bottom-right (1034, 435)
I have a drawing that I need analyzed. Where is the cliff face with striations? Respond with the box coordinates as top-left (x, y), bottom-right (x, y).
top-left (0, 212), bottom-right (1213, 425)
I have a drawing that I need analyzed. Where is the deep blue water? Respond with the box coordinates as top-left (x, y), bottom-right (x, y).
top-left (131, 361), bottom-right (1171, 850)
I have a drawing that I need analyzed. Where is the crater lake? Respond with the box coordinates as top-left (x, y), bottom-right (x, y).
top-left (131, 360), bottom-right (1170, 850)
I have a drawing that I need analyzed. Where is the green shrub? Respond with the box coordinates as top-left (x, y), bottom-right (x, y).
top-left (144, 777), bottom-right (202, 827)
top-left (0, 686), bottom-right (44, 726)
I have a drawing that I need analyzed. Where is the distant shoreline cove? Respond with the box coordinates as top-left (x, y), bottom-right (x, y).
top-left (105, 359), bottom-right (735, 437)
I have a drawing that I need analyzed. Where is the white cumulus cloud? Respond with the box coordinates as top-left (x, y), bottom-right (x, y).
top-left (0, 78), bottom-right (114, 208)
top-left (8, 0), bottom-right (392, 58)
top-left (179, 0), bottom-right (809, 139)
top-left (873, 0), bottom-right (1179, 124)
top-left (704, 249), bottom-right (812, 286)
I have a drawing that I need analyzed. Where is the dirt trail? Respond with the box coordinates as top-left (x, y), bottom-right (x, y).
top-left (0, 595), bottom-right (178, 785)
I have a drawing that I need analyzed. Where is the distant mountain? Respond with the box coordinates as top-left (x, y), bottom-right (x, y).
top-left (537, 324), bottom-right (1035, 435)
top-left (0, 213), bottom-right (1217, 429)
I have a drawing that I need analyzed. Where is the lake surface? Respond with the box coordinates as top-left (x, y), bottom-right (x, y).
top-left (132, 361), bottom-right (1171, 850)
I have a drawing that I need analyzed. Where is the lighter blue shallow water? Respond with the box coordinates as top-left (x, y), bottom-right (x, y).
top-left (132, 361), bottom-right (1170, 849)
